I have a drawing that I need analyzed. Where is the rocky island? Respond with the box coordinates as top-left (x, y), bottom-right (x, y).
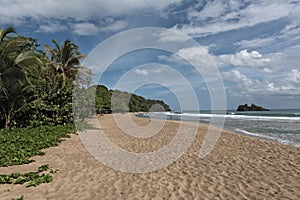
top-left (237, 104), bottom-right (269, 111)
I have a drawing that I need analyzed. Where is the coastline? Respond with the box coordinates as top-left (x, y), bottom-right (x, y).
top-left (0, 113), bottom-right (299, 199)
top-left (145, 111), bottom-right (300, 148)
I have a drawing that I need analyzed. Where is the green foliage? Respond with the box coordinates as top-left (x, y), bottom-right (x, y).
top-left (0, 165), bottom-right (56, 187)
top-left (11, 196), bottom-right (24, 200)
top-left (24, 78), bottom-right (74, 127)
top-left (93, 85), bottom-right (171, 113)
top-left (38, 164), bottom-right (50, 172)
top-left (94, 85), bottom-right (111, 111)
top-left (0, 26), bottom-right (90, 128)
top-left (0, 125), bottom-right (75, 167)
top-left (44, 39), bottom-right (85, 87)
top-left (26, 174), bottom-right (53, 187)
top-left (0, 26), bottom-right (42, 128)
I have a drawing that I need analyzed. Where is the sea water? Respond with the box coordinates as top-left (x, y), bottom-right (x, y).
top-left (146, 109), bottom-right (300, 147)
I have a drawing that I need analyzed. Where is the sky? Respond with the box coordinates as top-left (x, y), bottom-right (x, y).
top-left (1, 0), bottom-right (300, 110)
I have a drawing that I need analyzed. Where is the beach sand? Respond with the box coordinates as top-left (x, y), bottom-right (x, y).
top-left (0, 114), bottom-right (299, 199)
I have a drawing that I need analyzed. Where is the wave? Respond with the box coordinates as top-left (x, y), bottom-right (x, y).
top-left (144, 112), bottom-right (300, 148)
top-left (234, 128), bottom-right (300, 148)
top-left (228, 112), bottom-right (300, 117)
top-left (160, 112), bottom-right (300, 121)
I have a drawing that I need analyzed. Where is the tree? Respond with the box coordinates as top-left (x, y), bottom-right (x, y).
top-left (0, 26), bottom-right (41, 128)
top-left (44, 39), bottom-right (85, 87)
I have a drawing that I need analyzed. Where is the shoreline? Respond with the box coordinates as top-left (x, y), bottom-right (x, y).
top-left (136, 112), bottom-right (300, 148)
top-left (0, 113), bottom-right (299, 199)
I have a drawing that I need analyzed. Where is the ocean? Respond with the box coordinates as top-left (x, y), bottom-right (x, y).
top-left (144, 109), bottom-right (300, 148)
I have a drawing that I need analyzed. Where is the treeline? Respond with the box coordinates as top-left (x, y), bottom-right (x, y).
top-left (93, 85), bottom-right (171, 113)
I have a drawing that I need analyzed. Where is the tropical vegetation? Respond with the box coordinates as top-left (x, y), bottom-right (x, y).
top-left (0, 26), bottom-right (171, 195)
top-left (93, 85), bottom-right (171, 113)
top-left (0, 164), bottom-right (59, 188)
top-left (0, 26), bottom-right (86, 193)
top-left (0, 125), bottom-right (75, 167)
top-left (0, 26), bottom-right (87, 129)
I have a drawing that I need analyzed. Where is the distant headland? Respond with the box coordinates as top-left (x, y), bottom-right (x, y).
top-left (237, 104), bottom-right (269, 111)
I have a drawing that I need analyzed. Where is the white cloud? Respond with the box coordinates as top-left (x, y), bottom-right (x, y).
top-left (154, 29), bottom-right (188, 43)
top-left (100, 20), bottom-right (127, 32)
top-left (73, 23), bottom-right (100, 36)
top-left (158, 46), bottom-right (211, 67)
top-left (0, 0), bottom-right (182, 23)
top-left (223, 69), bottom-right (300, 96)
top-left (36, 23), bottom-right (68, 33)
top-left (235, 1), bottom-right (300, 48)
top-left (159, 46), bottom-right (300, 98)
top-left (266, 82), bottom-right (280, 92)
top-left (177, 46), bottom-right (209, 58)
top-left (133, 67), bottom-right (175, 76)
top-left (217, 49), bottom-right (270, 67)
top-left (235, 25), bottom-right (300, 49)
top-left (289, 69), bottom-right (300, 82)
top-left (153, 68), bottom-right (170, 74)
top-left (263, 68), bottom-right (273, 73)
top-left (73, 20), bottom-right (127, 35)
top-left (134, 69), bottom-right (148, 75)
top-left (160, 47), bottom-right (271, 69)
top-left (222, 70), bottom-right (258, 90)
top-left (174, 1), bottom-right (299, 37)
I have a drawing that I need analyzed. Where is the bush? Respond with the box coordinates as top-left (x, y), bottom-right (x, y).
top-left (0, 125), bottom-right (75, 167)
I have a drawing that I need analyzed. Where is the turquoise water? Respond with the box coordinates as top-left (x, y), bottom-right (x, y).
top-left (147, 109), bottom-right (300, 147)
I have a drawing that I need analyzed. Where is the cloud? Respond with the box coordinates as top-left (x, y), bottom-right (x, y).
top-left (134, 69), bottom-right (148, 75)
top-left (73, 23), bottom-right (100, 36)
top-left (73, 20), bottom-right (127, 35)
top-left (217, 49), bottom-right (270, 67)
top-left (235, 25), bottom-right (300, 49)
top-left (177, 46), bottom-right (209, 58)
top-left (173, 0), bottom-right (300, 37)
top-left (187, 0), bottom-right (241, 22)
top-left (0, 0), bottom-right (182, 24)
top-left (222, 70), bottom-right (259, 90)
top-left (36, 22), bottom-right (68, 33)
top-left (159, 46), bottom-right (212, 66)
top-left (159, 47), bottom-right (271, 69)
top-left (222, 69), bottom-right (300, 96)
top-left (289, 69), bottom-right (300, 83)
top-left (154, 29), bottom-right (189, 43)
top-left (158, 46), bottom-right (300, 98)
top-left (100, 20), bottom-right (127, 32)
top-left (133, 67), bottom-right (175, 76)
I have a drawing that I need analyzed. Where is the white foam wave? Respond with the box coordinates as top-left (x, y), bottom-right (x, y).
top-left (235, 128), bottom-right (300, 148)
top-left (161, 112), bottom-right (300, 121)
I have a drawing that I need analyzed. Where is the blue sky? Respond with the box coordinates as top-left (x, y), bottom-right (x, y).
top-left (1, 0), bottom-right (300, 110)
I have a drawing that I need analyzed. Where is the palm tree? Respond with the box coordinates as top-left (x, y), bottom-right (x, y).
top-left (44, 39), bottom-right (85, 87)
top-left (0, 26), bottom-right (41, 128)
top-left (0, 26), bottom-right (39, 92)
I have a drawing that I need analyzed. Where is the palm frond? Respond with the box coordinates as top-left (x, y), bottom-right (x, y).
top-left (44, 45), bottom-right (59, 61)
top-left (0, 26), bottom-right (16, 42)
top-left (15, 51), bottom-right (43, 69)
top-left (1, 37), bottom-right (28, 57)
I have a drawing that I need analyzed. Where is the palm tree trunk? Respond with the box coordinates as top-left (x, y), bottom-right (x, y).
top-left (5, 114), bottom-right (11, 128)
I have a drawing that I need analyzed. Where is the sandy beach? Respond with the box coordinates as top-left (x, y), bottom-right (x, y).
top-left (0, 114), bottom-right (299, 200)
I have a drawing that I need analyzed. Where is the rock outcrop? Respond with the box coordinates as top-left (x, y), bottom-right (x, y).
top-left (237, 104), bottom-right (269, 111)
